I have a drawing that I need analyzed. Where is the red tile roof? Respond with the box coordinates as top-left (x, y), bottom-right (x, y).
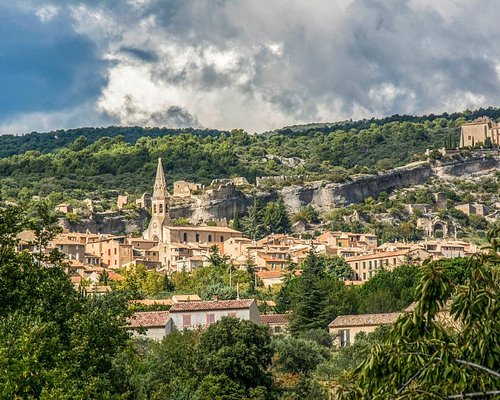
top-left (127, 311), bottom-right (170, 328)
top-left (328, 312), bottom-right (401, 328)
top-left (259, 314), bottom-right (290, 325)
top-left (169, 299), bottom-right (255, 312)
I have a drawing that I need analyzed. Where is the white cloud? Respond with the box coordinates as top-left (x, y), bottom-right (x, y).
top-left (3, 0), bottom-right (500, 133)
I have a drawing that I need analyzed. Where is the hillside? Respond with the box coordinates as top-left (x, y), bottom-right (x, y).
top-left (1, 107), bottom-right (500, 203)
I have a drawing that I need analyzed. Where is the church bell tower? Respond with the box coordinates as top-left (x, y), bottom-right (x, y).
top-left (146, 158), bottom-right (170, 242)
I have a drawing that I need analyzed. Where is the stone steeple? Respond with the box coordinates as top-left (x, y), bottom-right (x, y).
top-left (153, 158), bottom-right (168, 198)
top-left (145, 157), bottom-right (170, 242)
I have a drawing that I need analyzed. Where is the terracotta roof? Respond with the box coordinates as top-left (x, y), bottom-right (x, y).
top-left (259, 314), bottom-right (290, 325)
top-left (171, 294), bottom-right (202, 303)
top-left (127, 311), bottom-right (170, 328)
top-left (107, 271), bottom-right (124, 281)
top-left (328, 312), bottom-right (401, 328)
top-left (131, 299), bottom-right (173, 306)
top-left (169, 299), bottom-right (255, 312)
top-left (256, 270), bottom-right (286, 279)
top-left (345, 250), bottom-right (409, 262)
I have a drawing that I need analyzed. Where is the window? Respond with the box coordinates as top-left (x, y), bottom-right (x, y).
top-left (393, 257), bottom-right (396, 265)
top-left (208, 234), bottom-right (212, 242)
top-left (339, 329), bottom-right (350, 347)
top-left (114, 248), bottom-right (117, 255)
top-left (220, 236), bottom-right (224, 243)
top-left (355, 262), bottom-right (358, 270)
top-left (274, 326), bottom-right (282, 333)
top-left (369, 261), bottom-right (372, 270)
top-left (183, 233), bottom-right (188, 242)
top-left (159, 204), bottom-right (163, 213)
top-left (362, 261), bottom-right (366, 269)
top-left (182, 314), bottom-right (192, 327)
top-left (206, 313), bottom-right (215, 325)
top-left (195, 233), bottom-right (200, 242)
top-left (374, 260), bottom-right (377, 267)
top-left (363, 272), bottom-right (366, 280)
top-left (227, 312), bottom-right (237, 318)
top-left (108, 249), bottom-right (111, 256)
top-left (153, 204), bottom-right (157, 214)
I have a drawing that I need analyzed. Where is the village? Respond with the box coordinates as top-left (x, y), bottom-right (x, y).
top-left (14, 120), bottom-right (497, 345)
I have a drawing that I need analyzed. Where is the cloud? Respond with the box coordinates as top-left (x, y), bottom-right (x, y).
top-left (2, 0), bottom-right (500, 134)
top-left (0, 3), bottom-right (109, 129)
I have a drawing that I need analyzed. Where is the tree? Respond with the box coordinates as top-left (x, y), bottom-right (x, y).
top-left (289, 249), bottom-right (327, 334)
top-left (195, 317), bottom-right (274, 394)
top-left (357, 265), bottom-right (420, 313)
top-left (231, 208), bottom-right (243, 231)
top-left (273, 336), bottom-right (328, 374)
top-left (320, 255), bottom-right (355, 280)
top-left (262, 198), bottom-right (290, 234)
top-left (0, 205), bottom-right (131, 398)
top-left (243, 196), bottom-right (266, 240)
top-left (336, 228), bottom-right (500, 399)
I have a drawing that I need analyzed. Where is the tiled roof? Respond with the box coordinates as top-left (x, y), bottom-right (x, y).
top-left (328, 312), bottom-right (401, 328)
top-left (131, 299), bottom-right (173, 306)
top-left (259, 314), bottom-right (290, 325)
top-left (256, 270), bottom-right (285, 279)
top-left (171, 294), bottom-right (202, 303)
top-left (169, 299), bottom-right (255, 312)
top-left (127, 311), bottom-right (170, 328)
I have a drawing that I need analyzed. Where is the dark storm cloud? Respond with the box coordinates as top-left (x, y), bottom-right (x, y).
top-left (0, 3), bottom-right (108, 120)
top-left (2, 0), bottom-right (500, 133)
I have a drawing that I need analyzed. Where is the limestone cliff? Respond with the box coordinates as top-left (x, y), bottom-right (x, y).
top-left (62, 151), bottom-right (500, 234)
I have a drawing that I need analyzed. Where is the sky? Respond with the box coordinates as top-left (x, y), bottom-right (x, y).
top-left (1, 0), bottom-right (500, 134)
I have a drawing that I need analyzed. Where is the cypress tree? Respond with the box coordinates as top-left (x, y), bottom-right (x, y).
top-left (289, 248), bottom-right (327, 334)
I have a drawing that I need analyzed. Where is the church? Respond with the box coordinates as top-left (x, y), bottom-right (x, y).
top-left (143, 159), bottom-right (242, 244)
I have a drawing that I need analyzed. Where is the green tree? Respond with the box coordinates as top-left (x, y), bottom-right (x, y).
top-left (273, 336), bottom-right (329, 374)
top-left (336, 229), bottom-right (500, 399)
top-left (262, 198), bottom-right (290, 234)
top-left (289, 249), bottom-right (327, 334)
top-left (195, 317), bottom-right (274, 394)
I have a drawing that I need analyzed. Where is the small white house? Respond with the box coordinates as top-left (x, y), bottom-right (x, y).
top-left (126, 299), bottom-right (260, 340)
top-left (167, 299), bottom-right (259, 332)
top-left (127, 311), bottom-right (171, 340)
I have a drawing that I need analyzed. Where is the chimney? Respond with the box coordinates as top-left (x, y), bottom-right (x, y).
top-left (213, 293), bottom-right (219, 301)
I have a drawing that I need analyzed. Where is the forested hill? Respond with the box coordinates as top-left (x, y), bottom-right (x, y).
top-left (0, 107), bottom-right (499, 201)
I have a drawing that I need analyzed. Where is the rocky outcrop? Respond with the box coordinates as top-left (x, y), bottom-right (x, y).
top-left (63, 151), bottom-right (500, 234)
top-left (280, 162), bottom-right (433, 212)
top-left (61, 209), bottom-right (150, 235)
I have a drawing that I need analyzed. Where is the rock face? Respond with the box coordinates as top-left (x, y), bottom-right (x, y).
top-left (280, 163), bottom-right (433, 212)
top-left (62, 209), bottom-right (150, 235)
top-left (63, 151), bottom-right (500, 234)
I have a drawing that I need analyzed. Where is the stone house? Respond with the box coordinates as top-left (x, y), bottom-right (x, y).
top-left (167, 299), bottom-right (259, 332)
top-left (345, 249), bottom-right (430, 281)
top-left (459, 116), bottom-right (500, 147)
top-left (454, 203), bottom-right (489, 216)
top-left (127, 311), bottom-right (171, 341)
top-left (317, 231), bottom-right (378, 250)
top-left (328, 312), bottom-right (401, 347)
top-left (259, 314), bottom-right (290, 335)
top-left (85, 236), bottom-right (133, 269)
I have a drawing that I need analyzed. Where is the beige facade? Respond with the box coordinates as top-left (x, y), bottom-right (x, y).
top-left (328, 312), bottom-right (401, 347)
top-left (85, 237), bottom-right (133, 268)
top-left (163, 225), bottom-right (241, 244)
top-left (317, 231), bottom-right (378, 249)
top-left (460, 116), bottom-right (500, 147)
top-left (346, 249), bottom-right (429, 281)
top-left (454, 203), bottom-right (488, 216)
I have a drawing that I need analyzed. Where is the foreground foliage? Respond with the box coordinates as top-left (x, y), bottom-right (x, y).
top-left (336, 229), bottom-right (500, 399)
